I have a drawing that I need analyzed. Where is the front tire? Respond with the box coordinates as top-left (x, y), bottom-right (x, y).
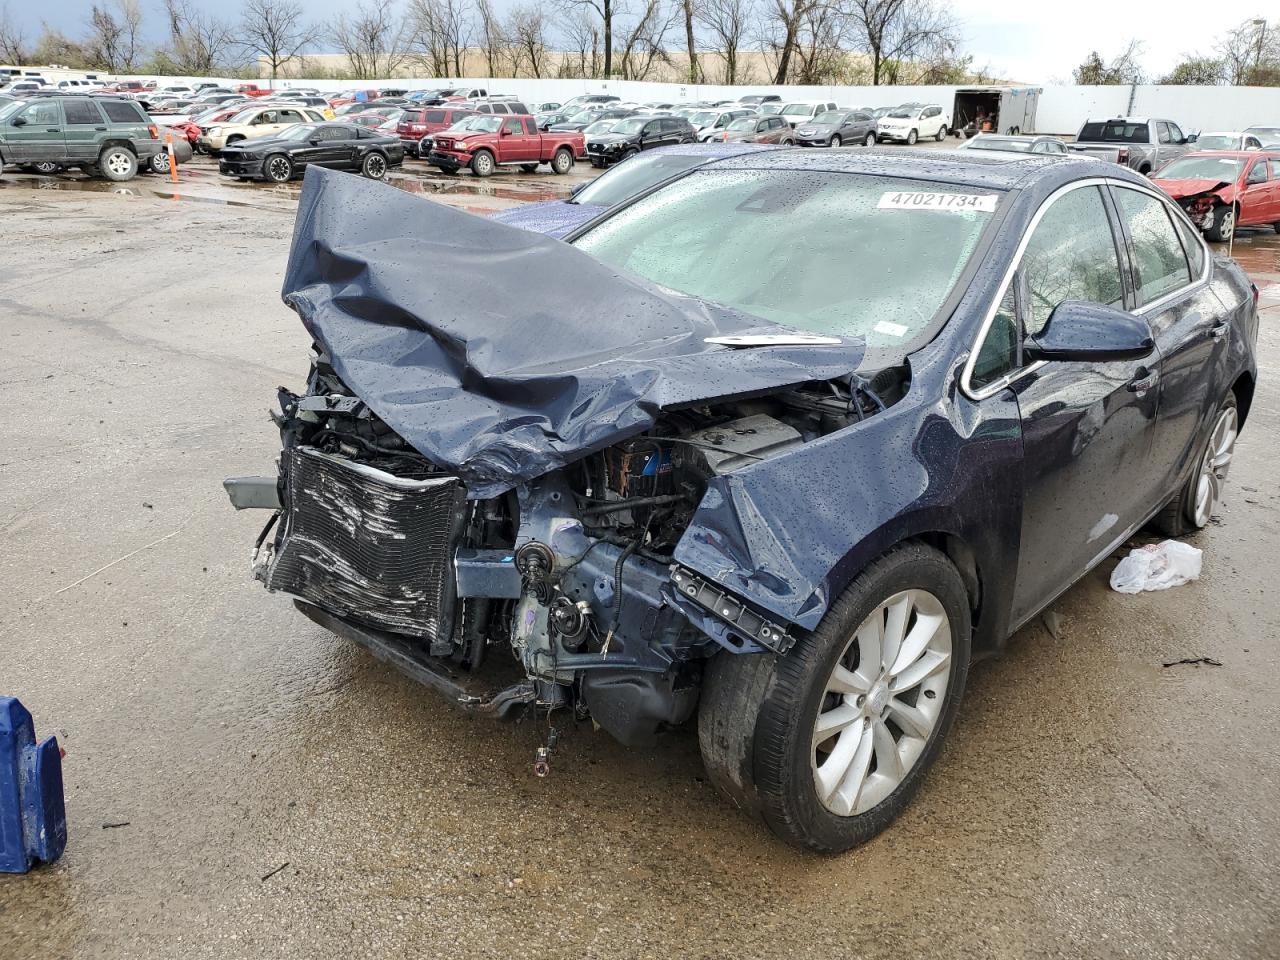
top-left (470, 150), bottom-right (495, 177)
top-left (863, 132), bottom-right (876, 146)
top-left (1205, 204), bottom-right (1236, 242)
top-left (264, 153), bottom-right (293, 183)
top-left (1151, 394), bottom-right (1238, 537)
top-left (829, 134), bottom-right (842, 147)
top-left (698, 542), bottom-right (971, 853)
top-left (906, 129), bottom-right (918, 145)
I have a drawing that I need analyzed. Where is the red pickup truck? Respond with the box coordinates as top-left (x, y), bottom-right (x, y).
top-left (426, 115), bottom-right (582, 177)
top-left (235, 83), bottom-right (273, 97)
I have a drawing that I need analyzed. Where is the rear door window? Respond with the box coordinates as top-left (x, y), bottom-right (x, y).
top-left (1113, 188), bottom-right (1193, 304)
top-left (62, 100), bottom-right (102, 125)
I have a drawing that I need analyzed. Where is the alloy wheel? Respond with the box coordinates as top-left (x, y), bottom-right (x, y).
top-left (1219, 207), bottom-right (1235, 241)
top-left (812, 589), bottom-right (952, 817)
top-left (1192, 405), bottom-right (1238, 527)
top-left (106, 152), bottom-right (132, 177)
top-left (365, 154), bottom-right (387, 179)
top-left (830, 135), bottom-right (842, 147)
top-left (267, 156), bottom-right (291, 182)
top-left (864, 132), bottom-right (875, 146)
top-left (152, 152), bottom-right (171, 173)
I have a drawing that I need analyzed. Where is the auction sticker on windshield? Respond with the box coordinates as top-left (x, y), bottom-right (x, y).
top-left (878, 192), bottom-right (999, 212)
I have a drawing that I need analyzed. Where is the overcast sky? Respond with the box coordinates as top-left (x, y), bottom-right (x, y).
top-left (13, 0), bottom-right (1273, 83)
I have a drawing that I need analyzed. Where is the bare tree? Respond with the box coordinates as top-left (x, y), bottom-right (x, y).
top-left (475, 0), bottom-right (507, 76)
top-left (331, 0), bottom-right (410, 78)
top-left (163, 0), bottom-right (239, 74)
top-left (843, 0), bottom-right (958, 86)
top-left (697, 0), bottom-right (753, 83)
top-left (680, 0), bottom-right (700, 82)
top-left (84, 0), bottom-right (144, 72)
top-left (1216, 18), bottom-right (1278, 85)
top-left (560, 0), bottom-right (620, 77)
top-left (237, 0), bottom-right (320, 82)
top-left (558, 7), bottom-right (601, 78)
top-left (791, 1), bottom-right (849, 83)
top-left (757, 0), bottom-right (816, 83)
top-left (505, 4), bottom-right (550, 78)
top-left (406, 0), bottom-right (469, 76)
top-left (617, 0), bottom-right (677, 80)
top-left (0, 3), bottom-right (28, 64)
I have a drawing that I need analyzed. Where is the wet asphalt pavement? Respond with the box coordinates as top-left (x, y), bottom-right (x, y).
top-left (1, 156), bottom-right (1278, 959)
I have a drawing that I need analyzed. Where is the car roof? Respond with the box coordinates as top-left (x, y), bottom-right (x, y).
top-left (705, 147), bottom-right (1118, 191)
top-left (1169, 149), bottom-right (1280, 158)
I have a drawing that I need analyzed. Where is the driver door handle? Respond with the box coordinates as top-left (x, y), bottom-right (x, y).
top-left (1127, 368), bottom-right (1158, 397)
top-left (1211, 320), bottom-right (1229, 340)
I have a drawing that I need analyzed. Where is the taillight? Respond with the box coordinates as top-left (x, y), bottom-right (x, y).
top-left (1118, 148), bottom-right (1129, 163)
top-left (148, 124), bottom-right (158, 139)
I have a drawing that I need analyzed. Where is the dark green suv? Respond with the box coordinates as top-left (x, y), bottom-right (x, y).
top-left (0, 95), bottom-right (163, 181)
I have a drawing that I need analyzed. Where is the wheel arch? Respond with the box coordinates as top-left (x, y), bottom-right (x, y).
top-left (98, 139), bottom-right (136, 156)
top-left (1232, 370), bottom-right (1256, 426)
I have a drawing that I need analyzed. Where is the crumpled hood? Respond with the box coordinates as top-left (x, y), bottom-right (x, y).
top-left (1155, 178), bottom-right (1234, 200)
top-left (282, 168), bottom-right (865, 497)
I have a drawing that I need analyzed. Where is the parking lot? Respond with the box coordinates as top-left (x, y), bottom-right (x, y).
top-left (1, 152), bottom-right (1279, 959)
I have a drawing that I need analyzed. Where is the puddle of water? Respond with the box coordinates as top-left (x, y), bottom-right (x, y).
top-left (0, 172), bottom-right (295, 212)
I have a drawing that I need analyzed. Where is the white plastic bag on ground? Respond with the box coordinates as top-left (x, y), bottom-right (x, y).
top-left (1110, 540), bottom-right (1203, 594)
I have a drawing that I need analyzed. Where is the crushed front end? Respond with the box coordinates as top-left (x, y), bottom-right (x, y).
top-left (227, 347), bottom-right (900, 746)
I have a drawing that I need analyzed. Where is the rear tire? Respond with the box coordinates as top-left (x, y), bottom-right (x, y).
top-left (936, 125), bottom-right (947, 141)
top-left (550, 147), bottom-right (573, 174)
top-left (26, 161), bottom-right (61, 174)
top-left (698, 542), bottom-right (971, 853)
top-left (1150, 394), bottom-right (1238, 537)
top-left (361, 151), bottom-right (388, 180)
top-left (98, 146), bottom-right (137, 182)
top-left (149, 151), bottom-right (171, 174)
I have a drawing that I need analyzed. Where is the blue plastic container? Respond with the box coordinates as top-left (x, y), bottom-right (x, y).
top-left (0, 697), bottom-right (67, 873)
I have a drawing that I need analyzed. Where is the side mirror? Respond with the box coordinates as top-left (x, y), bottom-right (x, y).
top-left (11, 116), bottom-right (25, 126)
top-left (1186, 132), bottom-right (1198, 143)
top-left (309, 137), bottom-right (323, 146)
top-left (499, 127), bottom-right (511, 136)
top-left (569, 183), bottom-right (585, 197)
top-left (1024, 301), bottom-right (1154, 363)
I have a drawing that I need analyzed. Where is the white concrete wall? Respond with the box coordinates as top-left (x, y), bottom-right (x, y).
top-left (29, 67), bottom-right (1280, 136)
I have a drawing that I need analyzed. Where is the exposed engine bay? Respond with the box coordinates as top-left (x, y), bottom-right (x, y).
top-left (241, 350), bottom-right (907, 747)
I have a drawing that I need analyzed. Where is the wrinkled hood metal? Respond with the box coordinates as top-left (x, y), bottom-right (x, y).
top-left (1155, 178), bottom-right (1234, 201)
top-left (282, 168), bottom-right (865, 497)
top-left (487, 199), bottom-right (605, 239)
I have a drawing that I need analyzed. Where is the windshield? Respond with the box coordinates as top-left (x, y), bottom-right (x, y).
top-left (812, 112), bottom-right (845, 125)
top-left (690, 111), bottom-right (717, 126)
top-left (967, 137), bottom-right (1032, 152)
top-left (582, 119), bottom-right (617, 135)
top-left (887, 108), bottom-right (915, 119)
top-left (458, 115), bottom-right (502, 133)
top-left (1245, 126), bottom-right (1280, 142)
top-left (1156, 156), bottom-right (1243, 180)
top-left (574, 170), bottom-right (997, 359)
top-left (1078, 121), bottom-right (1149, 143)
top-left (728, 118), bottom-right (757, 131)
top-left (757, 104), bottom-right (783, 116)
top-left (781, 103), bottom-right (816, 116)
top-left (1193, 135), bottom-right (1240, 150)
top-left (274, 124), bottom-right (320, 141)
top-left (612, 118), bottom-right (647, 135)
top-left (571, 153), bottom-right (709, 207)
top-left (228, 107), bottom-right (260, 124)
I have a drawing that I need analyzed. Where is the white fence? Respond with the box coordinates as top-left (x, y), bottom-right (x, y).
top-left (26, 65), bottom-right (1280, 134)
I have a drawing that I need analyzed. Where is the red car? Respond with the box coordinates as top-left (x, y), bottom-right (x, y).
top-left (396, 106), bottom-right (475, 157)
top-left (328, 89), bottom-right (381, 109)
top-left (235, 83), bottom-right (273, 98)
top-left (425, 115), bottom-right (582, 177)
top-left (1153, 150), bottom-right (1280, 242)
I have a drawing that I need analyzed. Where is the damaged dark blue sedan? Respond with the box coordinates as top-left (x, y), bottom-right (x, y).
top-left (226, 151), bottom-right (1258, 853)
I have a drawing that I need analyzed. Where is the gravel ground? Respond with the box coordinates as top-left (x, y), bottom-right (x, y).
top-left (0, 156), bottom-right (1278, 960)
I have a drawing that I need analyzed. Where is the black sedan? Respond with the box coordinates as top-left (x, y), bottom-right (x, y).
top-left (793, 108), bottom-right (879, 147)
top-left (217, 122), bottom-right (403, 182)
top-left (228, 151), bottom-right (1257, 854)
top-left (584, 115), bottom-right (696, 166)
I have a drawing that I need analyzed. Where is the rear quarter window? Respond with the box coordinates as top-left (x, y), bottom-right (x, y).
top-left (101, 100), bottom-right (146, 123)
top-left (425, 110), bottom-right (445, 123)
top-left (1114, 188), bottom-right (1193, 303)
